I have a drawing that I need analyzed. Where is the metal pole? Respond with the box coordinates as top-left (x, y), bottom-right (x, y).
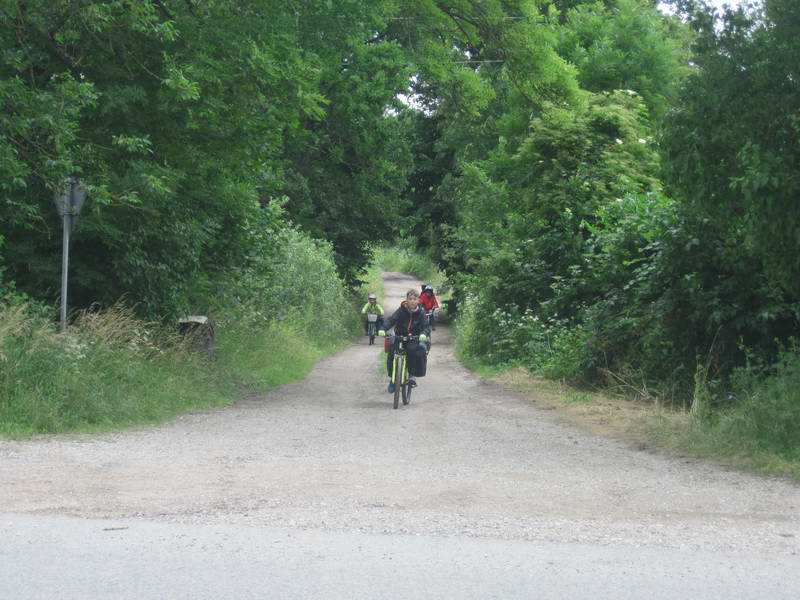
top-left (60, 213), bottom-right (70, 332)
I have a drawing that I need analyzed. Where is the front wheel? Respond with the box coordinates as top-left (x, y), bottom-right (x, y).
top-left (401, 356), bottom-right (412, 405)
top-left (393, 356), bottom-right (402, 409)
top-left (402, 379), bottom-right (412, 405)
top-left (368, 323), bottom-right (375, 345)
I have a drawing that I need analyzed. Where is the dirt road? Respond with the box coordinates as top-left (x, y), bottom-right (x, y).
top-left (1, 273), bottom-right (798, 598)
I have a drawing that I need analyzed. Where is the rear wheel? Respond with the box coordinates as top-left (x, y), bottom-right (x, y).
top-left (393, 356), bottom-right (402, 409)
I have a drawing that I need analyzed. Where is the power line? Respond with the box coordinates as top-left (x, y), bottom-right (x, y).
top-left (386, 16), bottom-right (530, 21)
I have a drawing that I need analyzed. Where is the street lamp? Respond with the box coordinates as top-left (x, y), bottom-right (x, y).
top-left (53, 176), bottom-right (86, 332)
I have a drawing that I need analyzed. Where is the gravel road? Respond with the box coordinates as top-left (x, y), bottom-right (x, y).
top-left (1, 272), bottom-right (798, 599)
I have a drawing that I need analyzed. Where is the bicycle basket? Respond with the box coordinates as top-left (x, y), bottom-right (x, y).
top-left (367, 313), bottom-right (378, 322)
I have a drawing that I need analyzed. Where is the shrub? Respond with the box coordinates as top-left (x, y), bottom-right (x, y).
top-left (720, 350), bottom-right (800, 457)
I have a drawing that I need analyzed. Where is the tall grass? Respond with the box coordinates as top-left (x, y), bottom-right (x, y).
top-left (0, 302), bottom-right (232, 436)
top-left (655, 350), bottom-right (800, 478)
top-left (453, 278), bottom-right (800, 479)
top-left (213, 228), bottom-right (360, 388)
top-left (215, 309), bottom-right (350, 390)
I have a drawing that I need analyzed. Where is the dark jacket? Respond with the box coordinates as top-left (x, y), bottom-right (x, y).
top-left (382, 301), bottom-right (431, 338)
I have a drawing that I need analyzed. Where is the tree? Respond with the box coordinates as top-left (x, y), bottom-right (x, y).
top-left (556, 0), bottom-right (691, 120)
top-left (0, 1), bottom-right (403, 311)
top-left (663, 0), bottom-right (800, 296)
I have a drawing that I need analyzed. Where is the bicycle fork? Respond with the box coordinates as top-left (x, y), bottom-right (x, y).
top-left (391, 355), bottom-right (407, 386)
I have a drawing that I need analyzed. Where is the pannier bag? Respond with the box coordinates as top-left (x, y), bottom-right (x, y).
top-left (412, 349), bottom-right (427, 377)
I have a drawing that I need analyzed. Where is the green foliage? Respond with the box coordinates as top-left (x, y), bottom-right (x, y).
top-left (663, 0), bottom-right (800, 296)
top-left (556, 0), bottom-right (691, 120)
top-left (725, 349), bottom-right (800, 458)
top-left (452, 90), bottom-right (660, 320)
top-left (215, 227), bottom-right (360, 366)
top-left (456, 295), bottom-right (592, 382)
top-left (206, 224), bottom-right (360, 390)
top-left (447, 0), bottom-right (800, 420)
top-left (279, 30), bottom-right (416, 283)
top-left (0, 235), bottom-right (5, 294)
top-left (0, 0), bottom-right (415, 313)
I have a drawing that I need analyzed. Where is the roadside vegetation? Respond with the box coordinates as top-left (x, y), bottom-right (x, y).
top-left (0, 229), bottom-right (357, 436)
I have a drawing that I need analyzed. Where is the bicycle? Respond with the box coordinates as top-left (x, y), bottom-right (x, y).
top-left (425, 310), bottom-right (435, 334)
top-left (366, 313), bottom-right (379, 345)
top-left (389, 334), bottom-right (420, 409)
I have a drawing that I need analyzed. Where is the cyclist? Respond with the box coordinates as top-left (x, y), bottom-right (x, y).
top-left (418, 284), bottom-right (439, 330)
top-left (378, 289), bottom-right (430, 393)
top-left (361, 293), bottom-right (384, 335)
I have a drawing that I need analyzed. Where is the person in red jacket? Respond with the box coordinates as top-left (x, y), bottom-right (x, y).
top-left (418, 284), bottom-right (439, 330)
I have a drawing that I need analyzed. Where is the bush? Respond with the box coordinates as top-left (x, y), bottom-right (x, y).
top-left (456, 293), bottom-right (591, 382)
top-left (718, 350), bottom-right (800, 458)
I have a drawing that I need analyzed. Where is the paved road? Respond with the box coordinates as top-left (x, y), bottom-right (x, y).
top-left (1, 272), bottom-right (798, 599)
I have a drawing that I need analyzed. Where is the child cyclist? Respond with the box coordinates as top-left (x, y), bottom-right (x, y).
top-left (418, 284), bottom-right (439, 330)
top-left (378, 289), bottom-right (430, 393)
top-left (361, 293), bottom-right (384, 335)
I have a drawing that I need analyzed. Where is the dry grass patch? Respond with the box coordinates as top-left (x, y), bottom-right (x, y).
top-left (493, 367), bottom-right (669, 449)
top-left (490, 367), bottom-right (800, 480)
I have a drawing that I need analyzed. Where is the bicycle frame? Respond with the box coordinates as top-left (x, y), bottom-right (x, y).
top-left (390, 345), bottom-right (409, 386)
top-left (389, 335), bottom-right (417, 408)
top-left (366, 313), bottom-right (380, 344)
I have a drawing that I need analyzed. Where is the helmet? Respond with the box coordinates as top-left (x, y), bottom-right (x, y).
top-left (421, 283), bottom-right (430, 292)
top-left (424, 284), bottom-right (434, 292)
top-left (368, 293), bottom-right (377, 300)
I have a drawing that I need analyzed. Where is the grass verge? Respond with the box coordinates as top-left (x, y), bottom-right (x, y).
top-left (216, 316), bottom-right (351, 390)
top-left (0, 303), bottom-right (233, 437)
top-left (0, 300), bottom-right (358, 438)
top-left (1, 227), bottom-right (361, 438)
top-left (455, 352), bottom-right (800, 481)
